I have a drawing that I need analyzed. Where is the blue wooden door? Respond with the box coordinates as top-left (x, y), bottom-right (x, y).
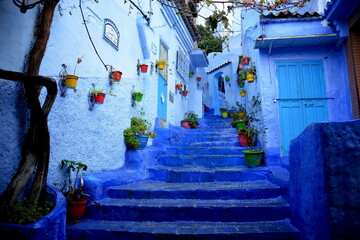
top-left (157, 74), bottom-right (167, 120)
top-left (277, 61), bottom-right (328, 155)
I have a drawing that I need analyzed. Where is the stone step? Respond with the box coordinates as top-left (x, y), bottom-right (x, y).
top-left (85, 197), bottom-right (290, 222)
top-left (67, 219), bottom-right (300, 240)
top-left (178, 135), bottom-right (238, 142)
top-left (171, 140), bottom-right (240, 147)
top-left (164, 146), bottom-right (245, 155)
top-left (148, 166), bottom-right (269, 183)
top-left (107, 180), bottom-right (282, 200)
top-left (158, 154), bottom-right (246, 167)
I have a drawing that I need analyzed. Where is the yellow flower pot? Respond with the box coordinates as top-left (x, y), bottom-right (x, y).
top-left (246, 73), bottom-right (255, 82)
top-left (240, 90), bottom-right (246, 97)
top-left (65, 75), bottom-right (79, 89)
top-left (157, 64), bottom-right (165, 70)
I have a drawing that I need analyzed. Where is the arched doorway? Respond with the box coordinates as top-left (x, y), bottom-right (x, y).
top-left (212, 72), bottom-right (225, 116)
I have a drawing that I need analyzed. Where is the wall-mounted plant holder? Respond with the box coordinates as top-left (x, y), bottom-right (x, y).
top-left (139, 64), bottom-right (148, 73)
top-left (197, 77), bottom-right (201, 81)
top-left (110, 71), bottom-right (122, 84)
top-left (182, 90), bottom-right (188, 97)
top-left (88, 84), bottom-right (106, 110)
top-left (240, 90), bottom-right (246, 97)
top-left (203, 82), bottom-right (209, 89)
top-left (176, 83), bottom-right (183, 92)
top-left (237, 78), bottom-right (245, 88)
top-left (58, 64), bottom-right (79, 97)
top-left (189, 72), bottom-right (194, 77)
top-left (131, 91), bottom-right (143, 107)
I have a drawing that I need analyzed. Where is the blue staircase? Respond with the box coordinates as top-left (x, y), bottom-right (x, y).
top-left (67, 113), bottom-right (299, 239)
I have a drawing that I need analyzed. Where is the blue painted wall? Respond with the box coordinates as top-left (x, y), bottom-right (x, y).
top-left (0, 1), bottom-right (205, 194)
top-left (289, 120), bottom-right (360, 240)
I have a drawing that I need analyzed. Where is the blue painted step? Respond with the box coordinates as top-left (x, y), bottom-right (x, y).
top-left (158, 154), bottom-right (246, 167)
top-left (164, 146), bottom-right (245, 155)
top-left (85, 197), bottom-right (289, 222)
top-left (148, 166), bottom-right (269, 182)
top-left (67, 219), bottom-right (300, 240)
top-left (107, 180), bottom-right (282, 200)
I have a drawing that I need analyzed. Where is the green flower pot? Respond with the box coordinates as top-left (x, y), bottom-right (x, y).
top-left (235, 120), bottom-right (247, 130)
top-left (243, 150), bottom-right (263, 167)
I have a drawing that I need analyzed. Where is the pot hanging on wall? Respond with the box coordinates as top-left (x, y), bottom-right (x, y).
top-left (139, 64), bottom-right (148, 73)
top-left (182, 90), bottom-right (188, 96)
top-left (176, 83), bottom-right (183, 90)
top-left (243, 57), bottom-right (250, 65)
top-left (65, 75), bottom-right (79, 89)
top-left (132, 92), bottom-right (143, 102)
top-left (111, 71), bottom-right (123, 82)
top-left (240, 90), bottom-right (246, 97)
top-left (197, 77), bottom-right (201, 81)
top-left (94, 92), bottom-right (106, 104)
top-left (247, 73), bottom-right (255, 82)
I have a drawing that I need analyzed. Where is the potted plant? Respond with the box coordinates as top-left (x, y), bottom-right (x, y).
top-left (189, 72), bottom-right (194, 77)
top-left (110, 70), bottom-right (122, 82)
top-left (65, 57), bottom-right (82, 89)
top-left (132, 92), bottom-right (143, 102)
top-left (176, 83), bottom-right (183, 90)
top-left (237, 127), bottom-right (249, 147)
top-left (123, 117), bottom-right (156, 150)
top-left (241, 55), bottom-right (251, 65)
top-left (238, 70), bottom-right (247, 80)
top-left (246, 66), bottom-right (256, 83)
top-left (61, 159), bottom-right (90, 223)
top-left (156, 59), bottom-right (168, 70)
top-left (220, 107), bottom-right (229, 118)
top-left (242, 94), bottom-right (265, 167)
top-left (196, 77), bottom-right (201, 81)
top-left (225, 75), bottom-right (230, 82)
top-left (181, 111), bottom-right (199, 129)
top-left (182, 90), bottom-right (189, 96)
top-left (240, 90), bottom-right (246, 97)
top-left (90, 89), bottom-right (106, 104)
top-left (232, 102), bottom-right (246, 118)
top-left (237, 77), bottom-right (245, 88)
top-left (138, 64), bottom-right (148, 73)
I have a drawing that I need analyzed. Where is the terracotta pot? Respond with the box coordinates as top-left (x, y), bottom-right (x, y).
top-left (67, 200), bottom-right (87, 223)
top-left (94, 93), bottom-right (106, 104)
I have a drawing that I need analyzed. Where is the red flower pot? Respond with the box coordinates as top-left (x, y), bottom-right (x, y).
top-left (67, 200), bottom-right (87, 223)
top-left (243, 58), bottom-right (250, 65)
top-left (111, 71), bottom-right (122, 82)
top-left (139, 64), bottom-right (148, 73)
top-left (94, 93), bottom-right (106, 104)
top-left (182, 90), bottom-right (188, 96)
top-left (238, 133), bottom-right (248, 147)
top-left (176, 84), bottom-right (183, 90)
top-left (197, 77), bottom-right (201, 81)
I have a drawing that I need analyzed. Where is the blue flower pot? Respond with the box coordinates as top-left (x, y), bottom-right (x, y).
top-left (137, 135), bottom-right (149, 150)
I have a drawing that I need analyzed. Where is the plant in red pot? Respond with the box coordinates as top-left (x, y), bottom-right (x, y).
top-left (61, 160), bottom-right (91, 223)
top-left (90, 90), bottom-right (106, 104)
top-left (237, 128), bottom-right (249, 147)
top-left (138, 64), bottom-right (148, 73)
top-left (110, 71), bottom-right (122, 82)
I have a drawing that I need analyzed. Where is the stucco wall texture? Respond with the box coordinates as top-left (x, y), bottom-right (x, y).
top-left (0, 0), bottom-right (201, 193)
top-left (289, 120), bottom-right (360, 240)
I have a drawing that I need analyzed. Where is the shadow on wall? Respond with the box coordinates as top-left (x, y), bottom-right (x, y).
top-left (289, 120), bottom-right (360, 240)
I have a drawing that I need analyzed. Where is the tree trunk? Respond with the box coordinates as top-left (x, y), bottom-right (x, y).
top-left (0, 0), bottom-right (59, 218)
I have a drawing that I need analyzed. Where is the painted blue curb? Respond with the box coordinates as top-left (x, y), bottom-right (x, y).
top-left (0, 185), bottom-right (66, 240)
